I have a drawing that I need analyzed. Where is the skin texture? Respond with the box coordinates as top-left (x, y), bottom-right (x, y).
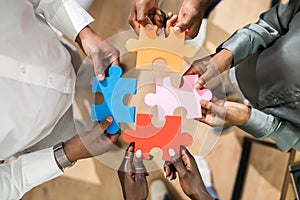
top-left (118, 143), bottom-right (149, 200)
top-left (199, 99), bottom-right (251, 127)
top-left (165, 147), bottom-right (214, 200)
top-left (63, 116), bottom-right (120, 164)
top-left (76, 26), bottom-right (120, 81)
top-left (128, 0), bottom-right (166, 35)
top-left (175, 0), bottom-right (213, 39)
top-left (128, 0), bottom-right (213, 38)
top-left (185, 49), bottom-right (234, 89)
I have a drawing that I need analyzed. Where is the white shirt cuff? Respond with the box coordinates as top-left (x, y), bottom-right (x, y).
top-left (36, 0), bottom-right (94, 41)
top-left (22, 147), bottom-right (63, 190)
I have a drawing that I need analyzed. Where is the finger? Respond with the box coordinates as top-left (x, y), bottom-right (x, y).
top-left (136, 6), bottom-right (154, 27)
top-left (152, 9), bottom-right (166, 28)
top-left (128, 3), bottom-right (141, 35)
top-left (180, 146), bottom-right (195, 169)
top-left (107, 130), bottom-right (120, 143)
top-left (195, 77), bottom-right (206, 89)
top-left (169, 148), bottom-right (186, 178)
top-left (165, 15), bottom-right (178, 36)
top-left (134, 150), bottom-right (147, 181)
top-left (185, 22), bottom-right (201, 39)
top-left (111, 58), bottom-right (120, 67)
top-left (119, 143), bottom-right (135, 173)
top-left (94, 116), bottom-right (113, 133)
top-left (164, 162), bottom-right (172, 178)
top-left (200, 100), bottom-right (225, 118)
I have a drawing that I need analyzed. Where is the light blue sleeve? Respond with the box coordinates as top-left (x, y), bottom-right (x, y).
top-left (240, 108), bottom-right (300, 152)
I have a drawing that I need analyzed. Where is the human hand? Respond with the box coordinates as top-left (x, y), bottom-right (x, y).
top-left (63, 116), bottom-right (120, 163)
top-left (76, 26), bottom-right (120, 81)
top-left (199, 99), bottom-right (251, 127)
top-left (185, 49), bottom-right (233, 89)
top-left (174, 0), bottom-right (212, 38)
top-left (118, 143), bottom-right (149, 200)
top-left (128, 0), bottom-right (167, 35)
top-left (165, 147), bottom-right (213, 200)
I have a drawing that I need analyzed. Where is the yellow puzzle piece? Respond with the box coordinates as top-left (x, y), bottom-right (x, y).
top-left (126, 26), bottom-right (196, 73)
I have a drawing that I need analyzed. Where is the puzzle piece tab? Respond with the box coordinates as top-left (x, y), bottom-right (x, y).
top-left (91, 66), bottom-right (136, 134)
top-left (126, 26), bottom-right (196, 73)
top-left (123, 114), bottom-right (193, 161)
top-left (145, 75), bottom-right (212, 121)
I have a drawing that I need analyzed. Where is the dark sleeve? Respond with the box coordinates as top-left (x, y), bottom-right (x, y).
top-left (218, 0), bottom-right (300, 65)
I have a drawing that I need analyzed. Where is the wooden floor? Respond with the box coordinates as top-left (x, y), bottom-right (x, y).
top-left (23, 0), bottom-right (300, 199)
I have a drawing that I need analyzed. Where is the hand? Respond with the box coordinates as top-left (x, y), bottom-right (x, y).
top-left (199, 99), bottom-right (251, 127)
top-left (118, 143), bottom-right (149, 200)
top-left (76, 26), bottom-right (120, 81)
top-left (63, 116), bottom-right (120, 163)
top-left (185, 49), bottom-right (233, 89)
top-left (174, 0), bottom-right (212, 38)
top-left (128, 0), bottom-right (167, 35)
top-left (165, 147), bottom-right (213, 200)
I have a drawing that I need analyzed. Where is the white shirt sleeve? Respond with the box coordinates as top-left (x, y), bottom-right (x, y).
top-left (0, 148), bottom-right (63, 200)
top-left (29, 0), bottom-right (94, 40)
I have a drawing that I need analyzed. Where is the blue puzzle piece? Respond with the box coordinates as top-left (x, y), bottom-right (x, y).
top-left (91, 66), bottom-right (136, 134)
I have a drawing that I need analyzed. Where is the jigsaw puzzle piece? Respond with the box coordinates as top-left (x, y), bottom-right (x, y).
top-left (123, 114), bottom-right (193, 161)
top-left (126, 26), bottom-right (196, 74)
top-left (91, 66), bottom-right (137, 134)
top-left (145, 75), bottom-right (212, 121)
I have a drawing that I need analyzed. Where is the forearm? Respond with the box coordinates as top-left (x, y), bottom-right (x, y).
top-left (0, 148), bottom-right (62, 199)
top-left (218, 1), bottom-right (300, 65)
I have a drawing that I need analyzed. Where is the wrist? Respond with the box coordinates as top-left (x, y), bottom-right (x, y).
top-left (76, 26), bottom-right (103, 57)
top-left (213, 49), bottom-right (233, 72)
top-left (63, 135), bottom-right (91, 163)
top-left (189, 189), bottom-right (214, 200)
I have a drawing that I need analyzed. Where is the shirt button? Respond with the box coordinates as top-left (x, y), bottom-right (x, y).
top-left (21, 67), bottom-right (26, 74)
top-left (49, 75), bottom-right (53, 83)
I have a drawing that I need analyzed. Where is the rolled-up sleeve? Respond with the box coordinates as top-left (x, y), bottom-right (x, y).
top-left (240, 108), bottom-right (300, 152)
top-left (0, 148), bottom-right (63, 200)
top-left (218, 0), bottom-right (300, 65)
top-left (31, 0), bottom-right (94, 40)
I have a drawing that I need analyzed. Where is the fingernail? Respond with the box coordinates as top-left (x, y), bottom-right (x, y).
top-left (195, 83), bottom-right (200, 89)
top-left (105, 116), bottom-right (113, 123)
top-left (157, 10), bottom-right (162, 15)
top-left (174, 26), bottom-right (181, 34)
top-left (136, 149), bottom-right (142, 158)
top-left (168, 148), bottom-right (176, 157)
top-left (97, 73), bottom-right (104, 81)
top-left (145, 24), bottom-right (153, 30)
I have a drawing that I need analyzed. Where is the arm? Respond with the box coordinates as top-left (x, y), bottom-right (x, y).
top-left (200, 100), bottom-right (300, 152)
top-left (166, 147), bottom-right (214, 200)
top-left (186, 0), bottom-right (300, 89)
top-left (220, 0), bottom-right (300, 65)
top-left (29, 0), bottom-right (94, 41)
top-left (241, 108), bottom-right (300, 152)
top-left (0, 117), bottom-right (119, 199)
top-left (0, 148), bottom-right (63, 199)
top-left (28, 0), bottom-right (120, 81)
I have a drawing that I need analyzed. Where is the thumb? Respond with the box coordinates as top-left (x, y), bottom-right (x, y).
top-left (90, 47), bottom-right (105, 81)
top-left (94, 116), bottom-right (113, 133)
top-left (169, 148), bottom-right (186, 178)
top-left (200, 100), bottom-right (226, 118)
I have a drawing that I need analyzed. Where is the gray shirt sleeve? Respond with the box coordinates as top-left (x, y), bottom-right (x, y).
top-left (240, 108), bottom-right (300, 152)
top-left (218, 0), bottom-right (300, 65)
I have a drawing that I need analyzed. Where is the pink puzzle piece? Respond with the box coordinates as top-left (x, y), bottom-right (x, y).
top-left (145, 75), bottom-right (212, 121)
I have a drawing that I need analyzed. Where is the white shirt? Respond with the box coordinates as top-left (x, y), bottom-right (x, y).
top-left (0, 0), bottom-right (93, 199)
